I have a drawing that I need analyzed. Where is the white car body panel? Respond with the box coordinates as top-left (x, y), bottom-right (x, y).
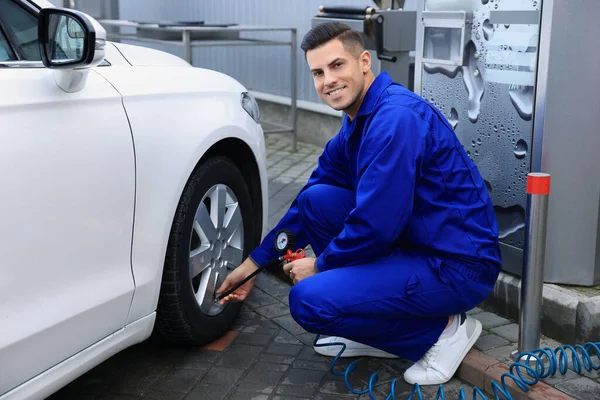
top-left (0, 67), bottom-right (136, 395)
top-left (0, 1), bottom-right (268, 398)
top-left (96, 43), bottom-right (268, 324)
top-left (3, 314), bottom-right (156, 400)
top-left (111, 42), bottom-right (191, 67)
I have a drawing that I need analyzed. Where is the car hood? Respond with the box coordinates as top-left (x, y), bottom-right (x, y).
top-left (110, 42), bottom-right (191, 67)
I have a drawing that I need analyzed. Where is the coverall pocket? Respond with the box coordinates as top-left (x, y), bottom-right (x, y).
top-left (436, 261), bottom-right (469, 291)
top-left (405, 273), bottom-right (421, 296)
top-left (437, 260), bottom-right (494, 311)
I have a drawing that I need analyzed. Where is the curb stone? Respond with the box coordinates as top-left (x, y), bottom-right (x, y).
top-left (457, 349), bottom-right (575, 400)
top-left (482, 272), bottom-right (600, 345)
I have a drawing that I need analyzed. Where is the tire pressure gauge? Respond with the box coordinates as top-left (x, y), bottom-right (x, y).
top-left (214, 228), bottom-right (303, 303)
top-left (274, 229), bottom-right (295, 253)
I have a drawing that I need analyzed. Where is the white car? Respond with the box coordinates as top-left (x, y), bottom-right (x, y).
top-left (0, 0), bottom-right (268, 399)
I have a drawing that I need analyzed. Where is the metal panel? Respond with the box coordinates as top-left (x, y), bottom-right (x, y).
top-left (535, 0), bottom-right (600, 285)
top-left (415, 0), bottom-right (543, 276)
top-left (415, 0), bottom-right (600, 285)
top-left (116, 0), bottom-right (374, 103)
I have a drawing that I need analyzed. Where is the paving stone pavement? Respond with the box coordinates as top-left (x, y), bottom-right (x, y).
top-left (49, 135), bottom-right (599, 400)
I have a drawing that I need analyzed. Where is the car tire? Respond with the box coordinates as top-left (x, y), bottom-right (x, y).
top-left (155, 155), bottom-right (258, 345)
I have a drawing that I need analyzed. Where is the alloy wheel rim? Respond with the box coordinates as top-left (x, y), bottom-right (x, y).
top-left (189, 183), bottom-right (244, 315)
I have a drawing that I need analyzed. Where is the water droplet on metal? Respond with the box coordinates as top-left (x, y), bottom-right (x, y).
top-left (449, 107), bottom-right (459, 130)
top-left (514, 139), bottom-right (528, 159)
top-left (509, 86), bottom-right (534, 121)
top-left (494, 205), bottom-right (526, 239)
top-left (461, 41), bottom-right (484, 124)
top-left (482, 19), bottom-right (494, 41)
top-left (423, 63), bottom-right (461, 79)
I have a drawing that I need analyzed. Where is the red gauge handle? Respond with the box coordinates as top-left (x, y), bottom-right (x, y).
top-left (282, 248), bottom-right (306, 263)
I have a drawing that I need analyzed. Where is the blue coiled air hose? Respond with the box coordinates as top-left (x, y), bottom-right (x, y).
top-left (313, 335), bottom-right (600, 399)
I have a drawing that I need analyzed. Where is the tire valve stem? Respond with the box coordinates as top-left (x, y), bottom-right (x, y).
top-left (213, 229), bottom-right (305, 303)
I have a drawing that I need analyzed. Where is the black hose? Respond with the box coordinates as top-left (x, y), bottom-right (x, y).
top-left (214, 257), bottom-right (283, 302)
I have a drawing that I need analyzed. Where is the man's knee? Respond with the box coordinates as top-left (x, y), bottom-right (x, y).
top-left (297, 185), bottom-right (329, 235)
top-left (297, 184), bottom-right (324, 216)
top-left (289, 278), bottom-right (336, 333)
top-left (297, 184), bottom-right (354, 231)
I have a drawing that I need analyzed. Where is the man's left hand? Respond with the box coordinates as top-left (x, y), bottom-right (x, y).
top-left (282, 257), bottom-right (317, 284)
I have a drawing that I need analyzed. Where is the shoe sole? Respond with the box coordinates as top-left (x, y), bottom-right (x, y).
top-left (404, 318), bottom-right (483, 385)
top-left (314, 345), bottom-right (399, 358)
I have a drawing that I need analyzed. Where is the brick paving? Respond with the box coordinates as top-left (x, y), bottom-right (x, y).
top-left (49, 134), bottom-right (598, 399)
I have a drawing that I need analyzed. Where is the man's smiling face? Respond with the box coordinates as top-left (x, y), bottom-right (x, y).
top-left (306, 38), bottom-right (370, 119)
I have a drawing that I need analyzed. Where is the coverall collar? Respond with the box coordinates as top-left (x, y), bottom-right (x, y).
top-left (343, 71), bottom-right (393, 127)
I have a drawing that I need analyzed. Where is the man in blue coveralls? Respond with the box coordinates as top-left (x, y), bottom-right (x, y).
top-left (217, 22), bottom-right (502, 386)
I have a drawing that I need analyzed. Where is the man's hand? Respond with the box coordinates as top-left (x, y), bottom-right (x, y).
top-left (282, 257), bottom-right (317, 284)
top-left (216, 258), bottom-right (259, 305)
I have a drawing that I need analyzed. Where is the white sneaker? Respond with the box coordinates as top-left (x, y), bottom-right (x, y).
top-left (313, 336), bottom-right (399, 358)
top-left (403, 314), bottom-right (482, 385)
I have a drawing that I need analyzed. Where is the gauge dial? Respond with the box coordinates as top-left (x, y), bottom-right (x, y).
top-left (275, 231), bottom-right (289, 251)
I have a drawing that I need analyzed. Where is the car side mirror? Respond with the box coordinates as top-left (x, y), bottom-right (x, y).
top-left (37, 8), bottom-right (106, 92)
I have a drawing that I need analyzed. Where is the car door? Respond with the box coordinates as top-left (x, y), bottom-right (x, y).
top-left (0, 0), bottom-right (136, 395)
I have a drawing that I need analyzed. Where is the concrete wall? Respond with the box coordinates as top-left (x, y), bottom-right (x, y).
top-left (257, 100), bottom-right (342, 148)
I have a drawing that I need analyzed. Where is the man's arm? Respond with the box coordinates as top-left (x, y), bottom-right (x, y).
top-left (249, 131), bottom-right (349, 267)
top-left (314, 104), bottom-right (434, 272)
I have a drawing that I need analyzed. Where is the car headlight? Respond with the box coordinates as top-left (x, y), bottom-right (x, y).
top-left (241, 92), bottom-right (260, 123)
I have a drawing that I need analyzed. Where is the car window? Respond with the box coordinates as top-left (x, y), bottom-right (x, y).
top-left (0, 0), bottom-right (41, 60)
top-left (0, 28), bottom-right (15, 61)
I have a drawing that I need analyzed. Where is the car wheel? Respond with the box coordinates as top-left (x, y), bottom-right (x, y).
top-left (155, 155), bottom-right (257, 345)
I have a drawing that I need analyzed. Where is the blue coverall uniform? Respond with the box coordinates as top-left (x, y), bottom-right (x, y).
top-left (249, 71), bottom-right (502, 361)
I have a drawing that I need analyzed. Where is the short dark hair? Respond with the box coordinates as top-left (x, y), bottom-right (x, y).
top-left (301, 22), bottom-right (365, 58)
